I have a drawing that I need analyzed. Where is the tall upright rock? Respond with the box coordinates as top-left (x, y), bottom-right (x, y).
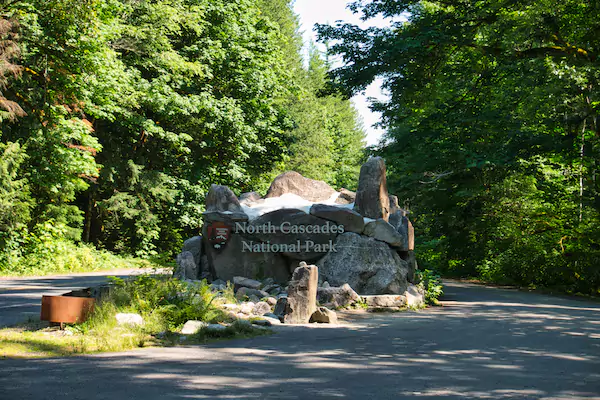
top-left (284, 262), bottom-right (319, 324)
top-left (354, 157), bottom-right (390, 221)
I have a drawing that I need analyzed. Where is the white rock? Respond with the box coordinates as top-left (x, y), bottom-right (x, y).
top-left (405, 284), bottom-right (425, 308)
top-left (115, 313), bottom-right (144, 326)
top-left (240, 302), bottom-right (255, 315)
top-left (266, 297), bottom-right (277, 306)
top-left (252, 301), bottom-right (272, 316)
top-left (221, 303), bottom-right (240, 311)
top-left (181, 320), bottom-right (209, 334)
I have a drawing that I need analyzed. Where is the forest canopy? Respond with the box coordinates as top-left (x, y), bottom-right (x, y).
top-left (0, 0), bottom-right (365, 272)
top-left (318, 0), bottom-right (600, 294)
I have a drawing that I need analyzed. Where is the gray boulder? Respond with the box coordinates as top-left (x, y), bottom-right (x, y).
top-left (248, 209), bottom-right (339, 261)
top-left (335, 188), bottom-right (356, 205)
top-left (251, 319), bottom-right (272, 327)
top-left (205, 184), bottom-right (244, 213)
top-left (310, 307), bottom-right (338, 324)
top-left (354, 157), bottom-right (390, 221)
top-left (236, 287), bottom-right (269, 300)
top-left (283, 262), bottom-right (319, 324)
top-left (317, 232), bottom-right (410, 295)
top-left (363, 219), bottom-right (407, 248)
top-left (317, 284), bottom-right (361, 308)
top-left (233, 276), bottom-right (262, 291)
top-left (182, 236), bottom-right (203, 268)
top-left (388, 212), bottom-right (414, 251)
top-left (199, 255), bottom-right (212, 281)
top-left (265, 171), bottom-right (338, 202)
top-left (273, 297), bottom-right (288, 319)
top-left (174, 251), bottom-right (198, 280)
top-left (310, 204), bottom-right (365, 234)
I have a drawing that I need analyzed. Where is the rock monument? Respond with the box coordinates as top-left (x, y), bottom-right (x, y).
top-left (175, 156), bottom-right (417, 296)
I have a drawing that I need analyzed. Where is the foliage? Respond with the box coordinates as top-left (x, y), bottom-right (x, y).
top-left (0, 237), bottom-right (158, 276)
top-left (106, 275), bottom-right (225, 330)
top-left (0, 276), bottom-right (265, 358)
top-left (416, 269), bottom-right (444, 305)
top-left (0, 0), bottom-right (366, 270)
top-left (319, 0), bottom-right (600, 295)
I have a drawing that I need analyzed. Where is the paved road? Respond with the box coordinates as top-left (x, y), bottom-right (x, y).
top-left (1, 281), bottom-right (600, 400)
top-left (0, 269), bottom-right (155, 327)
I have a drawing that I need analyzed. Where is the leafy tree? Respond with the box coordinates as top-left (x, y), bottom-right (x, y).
top-left (319, 0), bottom-right (600, 293)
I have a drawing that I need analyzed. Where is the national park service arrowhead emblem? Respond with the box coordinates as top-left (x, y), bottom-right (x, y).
top-left (207, 221), bottom-right (231, 250)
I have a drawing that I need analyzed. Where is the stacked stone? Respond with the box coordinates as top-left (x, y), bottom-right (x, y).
top-left (174, 157), bottom-right (418, 298)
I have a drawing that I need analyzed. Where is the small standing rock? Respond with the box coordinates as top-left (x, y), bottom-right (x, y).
top-left (283, 262), bottom-right (318, 324)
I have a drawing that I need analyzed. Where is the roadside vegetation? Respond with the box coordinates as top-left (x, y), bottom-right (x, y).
top-left (0, 0), bottom-right (365, 277)
top-left (0, 275), bottom-right (266, 358)
top-left (320, 0), bottom-right (600, 296)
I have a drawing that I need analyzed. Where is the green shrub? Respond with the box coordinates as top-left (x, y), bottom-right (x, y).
top-left (416, 269), bottom-right (444, 305)
top-left (105, 275), bottom-right (226, 331)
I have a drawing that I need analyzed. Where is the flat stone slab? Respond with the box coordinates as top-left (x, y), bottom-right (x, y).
top-left (362, 295), bottom-right (407, 308)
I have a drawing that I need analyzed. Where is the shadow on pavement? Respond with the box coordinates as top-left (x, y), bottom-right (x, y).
top-left (0, 281), bottom-right (599, 399)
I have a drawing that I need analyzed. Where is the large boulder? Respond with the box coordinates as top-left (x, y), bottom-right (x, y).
top-left (284, 262), bottom-right (319, 324)
top-left (354, 157), bottom-right (390, 221)
top-left (204, 231), bottom-right (290, 283)
top-left (174, 251), bottom-right (198, 280)
top-left (335, 188), bottom-right (356, 205)
top-left (317, 232), bottom-right (410, 295)
top-left (205, 184), bottom-right (243, 213)
top-left (265, 171), bottom-right (338, 202)
top-left (363, 219), bottom-right (407, 248)
top-left (317, 284), bottom-right (361, 308)
top-left (309, 204), bottom-right (365, 234)
top-left (182, 236), bottom-right (203, 268)
top-left (247, 209), bottom-right (339, 260)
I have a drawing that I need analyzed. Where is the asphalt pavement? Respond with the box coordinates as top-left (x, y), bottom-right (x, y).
top-left (1, 280), bottom-right (599, 399)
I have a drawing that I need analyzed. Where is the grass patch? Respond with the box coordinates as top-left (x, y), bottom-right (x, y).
top-left (0, 240), bottom-right (168, 277)
top-left (0, 275), bottom-right (267, 359)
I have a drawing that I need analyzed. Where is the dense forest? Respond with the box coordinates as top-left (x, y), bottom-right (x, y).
top-left (319, 0), bottom-right (600, 294)
top-left (1, 0), bottom-right (599, 296)
top-left (0, 0), bottom-right (365, 272)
